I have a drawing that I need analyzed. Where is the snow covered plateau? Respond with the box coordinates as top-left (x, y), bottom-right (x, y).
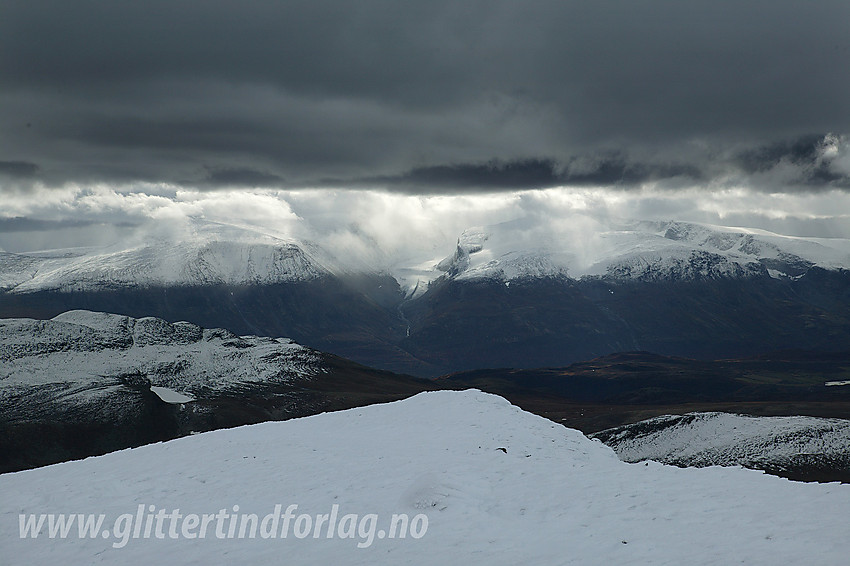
top-left (1, 390), bottom-right (848, 565)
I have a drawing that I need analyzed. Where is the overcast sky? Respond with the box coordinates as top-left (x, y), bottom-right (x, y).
top-left (1, 1), bottom-right (849, 250)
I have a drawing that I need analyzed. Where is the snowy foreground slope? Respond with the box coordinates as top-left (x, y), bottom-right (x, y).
top-left (2, 391), bottom-right (849, 566)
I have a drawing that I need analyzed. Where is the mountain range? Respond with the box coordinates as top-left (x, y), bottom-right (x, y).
top-left (2, 218), bottom-right (848, 375)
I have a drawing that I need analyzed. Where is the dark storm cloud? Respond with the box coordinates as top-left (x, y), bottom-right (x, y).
top-left (734, 135), bottom-right (850, 188)
top-left (203, 168), bottom-right (285, 187)
top-left (0, 161), bottom-right (39, 178)
top-left (363, 160), bottom-right (565, 191)
top-left (352, 156), bottom-right (704, 192)
top-left (1, 0), bottom-right (849, 191)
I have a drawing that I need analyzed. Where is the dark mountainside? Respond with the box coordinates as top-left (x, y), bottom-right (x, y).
top-left (2, 267), bottom-right (849, 377)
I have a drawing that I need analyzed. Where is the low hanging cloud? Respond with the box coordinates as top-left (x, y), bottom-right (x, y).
top-left (2, 186), bottom-right (850, 267)
top-left (323, 135), bottom-right (850, 193)
top-left (731, 134), bottom-right (850, 188)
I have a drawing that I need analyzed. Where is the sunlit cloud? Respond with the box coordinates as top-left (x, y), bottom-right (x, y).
top-left (3, 181), bottom-right (850, 266)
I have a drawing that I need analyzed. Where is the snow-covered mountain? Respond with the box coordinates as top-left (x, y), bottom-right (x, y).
top-left (2, 390), bottom-right (849, 565)
top-left (2, 218), bottom-right (850, 376)
top-left (2, 217), bottom-right (850, 294)
top-left (592, 412), bottom-right (850, 481)
top-left (429, 220), bottom-right (850, 284)
top-left (432, 226), bottom-right (571, 284)
top-left (0, 221), bottom-right (338, 293)
top-left (0, 309), bottom-right (322, 399)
